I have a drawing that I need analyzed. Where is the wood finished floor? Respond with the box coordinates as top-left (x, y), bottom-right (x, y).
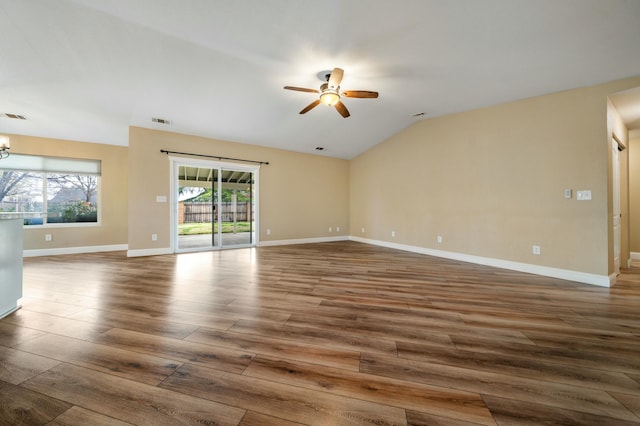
top-left (1, 241), bottom-right (640, 425)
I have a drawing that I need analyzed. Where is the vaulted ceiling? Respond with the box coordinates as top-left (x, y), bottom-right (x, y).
top-left (1, 0), bottom-right (640, 159)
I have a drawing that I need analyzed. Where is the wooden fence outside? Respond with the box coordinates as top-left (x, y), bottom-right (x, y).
top-left (179, 202), bottom-right (253, 224)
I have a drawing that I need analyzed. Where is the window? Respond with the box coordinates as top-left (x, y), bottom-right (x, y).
top-left (0, 154), bottom-right (101, 226)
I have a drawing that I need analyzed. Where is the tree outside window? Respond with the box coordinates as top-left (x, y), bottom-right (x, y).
top-left (0, 170), bottom-right (99, 225)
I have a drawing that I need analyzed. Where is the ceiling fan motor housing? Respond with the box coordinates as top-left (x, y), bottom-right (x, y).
top-left (320, 85), bottom-right (340, 107)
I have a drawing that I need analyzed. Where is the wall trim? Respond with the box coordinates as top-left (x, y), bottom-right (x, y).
top-left (128, 236), bottom-right (349, 255)
top-left (24, 244), bottom-right (128, 258)
top-left (631, 252), bottom-right (640, 260)
top-left (259, 235), bottom-right (349, 247)
top-left (127, 247), bottom-right (173, 257)
top-left (350, 236), bottom-right (611, 288)
top-left (23, 238), bottom-right (615, 287)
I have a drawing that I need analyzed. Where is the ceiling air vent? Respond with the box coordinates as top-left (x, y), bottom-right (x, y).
top-left (3, 113), bottom-right (27, 120)
top-left (152, 117), bottom-right (171, 125)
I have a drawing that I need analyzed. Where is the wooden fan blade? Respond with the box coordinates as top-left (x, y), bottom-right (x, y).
top-left (342, 90), bottom-right (378, 98)
top-left (284, 86), bottom-right (319, 94)
top-left (328, 67), bottom-right (344, 88)
top-left (299, 99), bottom-right (320, 114)
top-left (335, 101), bottom-right (350, 118)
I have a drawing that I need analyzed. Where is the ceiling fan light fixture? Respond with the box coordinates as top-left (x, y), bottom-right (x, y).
top-left (320, 91), bottom-right (340, 107)
top-left (284, 67), bottom-right (376, 118)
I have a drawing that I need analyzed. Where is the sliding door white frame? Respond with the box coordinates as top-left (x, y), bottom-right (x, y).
top-left (169, 155), bottom-right (259, 253)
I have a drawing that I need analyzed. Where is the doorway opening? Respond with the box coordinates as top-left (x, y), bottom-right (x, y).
top-left (171, 157), bottom-right (258, 252)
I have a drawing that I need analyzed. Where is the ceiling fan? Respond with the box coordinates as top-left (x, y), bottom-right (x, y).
top-left (284, 67), bottom-right (378, 118)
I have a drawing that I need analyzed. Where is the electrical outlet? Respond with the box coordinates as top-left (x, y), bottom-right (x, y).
top-left (532, 245), bottom-right (541, 255)
top-left (266, 229), bottom-right (271, 235)
top-left (336, 226), bottom-right (340, 232)
top-left (391, 231), bottom-right (396, 237)
top-left (361, 227), bottom-right (365, 233)
top-left (329, 227), bottom-right (332, 232)
top-left (437, 235), bottom-right (443, 243)
top-left (45, 234), bottom-right (52, 242)
top-left (151, 234), bottom-right (158, 241)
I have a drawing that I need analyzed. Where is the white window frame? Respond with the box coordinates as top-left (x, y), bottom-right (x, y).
top-left (0, 154), bottom-right (102, 228)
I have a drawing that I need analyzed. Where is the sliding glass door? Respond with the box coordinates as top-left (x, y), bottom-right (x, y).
top-left (173, 158), bottom-right (257, 252)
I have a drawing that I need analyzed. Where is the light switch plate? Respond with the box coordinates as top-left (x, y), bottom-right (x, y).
top-left (564, 189), bottom-right (572, 199)
top-left (576, 190), bottom-right (592, 201)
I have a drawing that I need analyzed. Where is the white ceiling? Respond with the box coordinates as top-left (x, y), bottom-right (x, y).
top-left (1, 0), bottom-right (640, 159)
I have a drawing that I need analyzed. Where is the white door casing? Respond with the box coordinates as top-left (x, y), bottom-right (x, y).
top-left (612, 138), bottom-right (621, 275)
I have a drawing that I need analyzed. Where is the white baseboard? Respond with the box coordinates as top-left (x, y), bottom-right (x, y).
top-left (631, 252), bottom-right (640, 260)
top-left (24, 244), bottom-right (128, 257)
top-left (350, 236), bottom-right (612, 288)
top-left (259, 235), bottom-right (349, 247)
top-left (127, 236), bottom-right (350, 255)
top-left (127, 247), bottom-right (173, 257)
top-left (25, 238), bottom-right (613, 287)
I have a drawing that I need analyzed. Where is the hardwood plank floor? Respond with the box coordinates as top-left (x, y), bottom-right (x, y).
top-left (2, 241), bottom-right (640, 425)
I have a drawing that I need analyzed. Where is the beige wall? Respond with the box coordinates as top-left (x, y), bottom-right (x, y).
top-left (631, 135), bottom-right (640, 254)
top-left (128, 127), bottom-right (349, 251)
top-left (6, 134), bottom-right (128, 251)
top-left (350, 76), bottom-right (640, 277)
top-left (6, 75), bottom-right (640, 280)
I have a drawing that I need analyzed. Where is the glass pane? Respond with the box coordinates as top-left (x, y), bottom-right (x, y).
top-left (46, 174), bottom-right (98, 223)
top-left (220, 170), bottom-right (254, 247)
top-left (0, 171), bottom-right (44, 224)
top-left (177, 166), bottom-right (218, 250)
